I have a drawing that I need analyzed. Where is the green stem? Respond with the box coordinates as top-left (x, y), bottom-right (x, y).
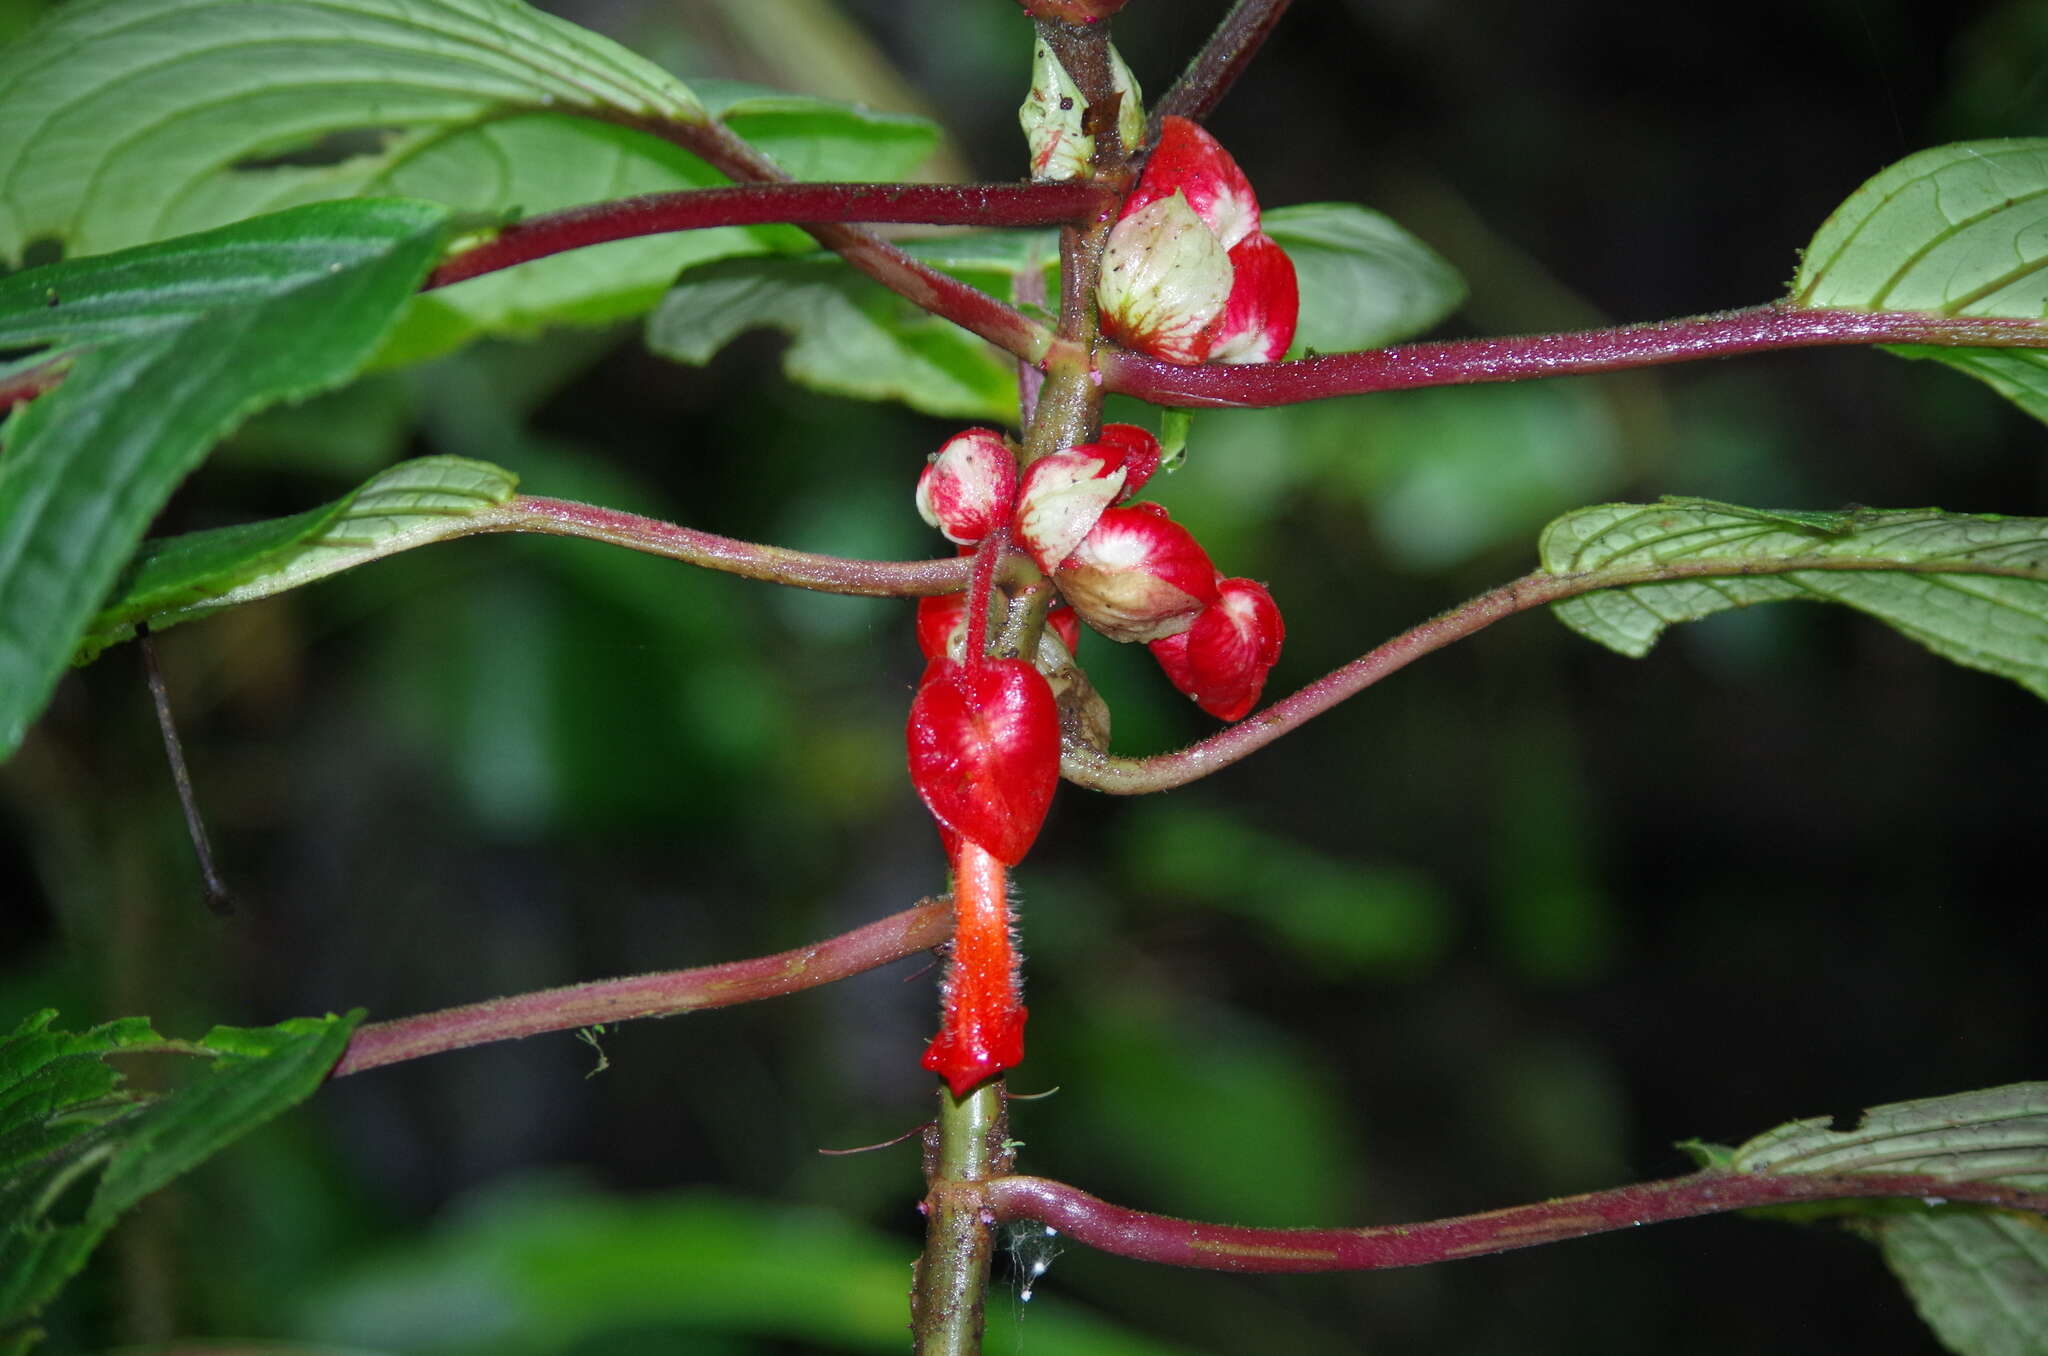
top-left (912, 1080), bottom-right (1012, 1355)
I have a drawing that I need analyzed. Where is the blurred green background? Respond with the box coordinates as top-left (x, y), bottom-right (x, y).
top-left (4, 0), bottom-right (2045, 1351)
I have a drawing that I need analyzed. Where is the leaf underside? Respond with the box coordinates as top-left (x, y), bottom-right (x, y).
top-left (1541, 498), bottom-right (2048, 701)
top-left (1707, 1084), bottom-right (2048, 1356)
top-left (1793, 138), bottom-right (2048, 424)
top-left (76, 455), bottom-right (521, 663)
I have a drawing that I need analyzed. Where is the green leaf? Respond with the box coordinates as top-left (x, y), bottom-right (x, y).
top-left (0, 198), bottom-right (449, 761)
top-left (1874, 1211), bottom-right (2048, 1356)
top-left (1539, 498), bottom-right (2048, 700)
top-left (1726, 1084), bottom-right (2048, 1187)
top-left (1719, 1086), bottom-right (2048, 1356)
top-left (0, 0), bottom-right (706, 258)
top-left (1261, 202), bottom-right (1466, 354)
top-left (1792, 139), bottom-right (2048, 423)
top-left (648, 247), bottom-right (1022, 421)
top-left (77, 455), bottom-right (520, 663)
top-left (0, 1009), bottom-right (362, 1338)
top-left (0, 0), bottom-right (937, 357)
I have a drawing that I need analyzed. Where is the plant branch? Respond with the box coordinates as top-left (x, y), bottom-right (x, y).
top-left (1151, 0), bottom-right (1296, 130)
top-left (425, 180), bottom-right (1116, 289)
top-left (330, 898), bottom-right (953, 1077)
top-left (913, 1081), bottom-right (1013, 1354)
top-left (477, 496), bottom-right (977, 597)
top-left (1063, 550), bottom-right (2048, 794)
top-left (618, 114), bottom-right (1059, 362)
top-left (1099, 303), bottom-right (2048, 408)
top-left (987, 1170), bottom-right (2048, 1273)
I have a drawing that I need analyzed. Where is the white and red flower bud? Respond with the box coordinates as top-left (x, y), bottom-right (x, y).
top-left (1147, 576), bottom-right (1285, 721)
top-left (1208, 232), bottom-right (1299, 364)
top-left (1012, 424), bottom-right (1166, 572)
top-left (1098, 115), bottom-right (1299, 365)
top-left (916, 429), bottom-right (1016, 546)
top-left (905, 656), bottom-right (1061, 866)
top-left (1098, 192), bottom-right (1235, 364)
top-left (1121, 116), bottom-right (1260, 250)
top-left (1054, 502), bottom-right (1219, 644)
top-left (1020, 36), bottom-right (1145, 181)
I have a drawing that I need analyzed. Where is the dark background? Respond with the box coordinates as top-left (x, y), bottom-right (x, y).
top-left (3, 0), bottom-right (2044, 1351)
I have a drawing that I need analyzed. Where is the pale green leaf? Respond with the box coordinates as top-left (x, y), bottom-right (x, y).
top-left (1262, 202), bottom-right (1466, 354)
top-left (0, 199), bottom-right (449, 761)
top-left (1875, 1211), bottom-right (2048, 1356)
top-left (1706, 1086), bottom-right (2048, 1356)
top-left (1540, 498), bottom-right (2048, 700)
top-left (77, 455), bottom-right (520, 662)
top-left (1792, 139), bottom-right (2048, 423)
top-left (1728, 1083), bottom-right (2048, 1188)
top-left (648, 249), bottom-right (1021, 421)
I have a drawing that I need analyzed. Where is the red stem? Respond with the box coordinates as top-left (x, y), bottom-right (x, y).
top-left (331, 898), bottom-right (954, 1077)
top-left (988, 1171), bottom-right (2048, 1273)
top-left (488, 496), bottom-right (975, 597)
top-left (1100, 303), bottom-right (2048, 408)
top-left (963, 525), bottom-right (1009, 669)
top-left (619, 115), bottom-right (1055, 363)
top-left (426, 180), bottom-right (1117, 290)
top-left (1152, 0), bottom-right (1297, 130)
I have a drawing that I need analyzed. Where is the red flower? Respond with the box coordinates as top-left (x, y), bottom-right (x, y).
top-left (1098, 117), bottom-right (1299, 366)
top-left (905, 656), bottom-right (1060, 867)
top-left (916, 428), bottom-right (1017, 546)
top-left (1055, 502), bottom-right (1218, 644)
top-left (1148, 576), bottom-right (1285, 721)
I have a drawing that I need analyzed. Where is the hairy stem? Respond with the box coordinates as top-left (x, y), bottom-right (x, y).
top-left (912, 1079), bottom-right (1013, 1355)
top-left (426, 180), bottom-right (1116, 289)
top-left (623, 114), bottom-right (1057, 362)
top-left (330, 898), bottom-right (952, 1077)
top-left (1062, 549), bottom-right (2048, 793)
top-left (987, 1170), bottom-right (2048, 1273)
top-left (1101, 303), bottom-right (2048, 408)
top-left (477, 496), bottom-right (976, 597)
top-left (1151, 0), bottom-right (1296, 130)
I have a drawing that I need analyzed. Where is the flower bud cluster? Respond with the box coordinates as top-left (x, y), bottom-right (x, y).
top-left (1097, 117), bottom-right (1300, 365)
top-left (913, 422), bottom-right (1286, 727)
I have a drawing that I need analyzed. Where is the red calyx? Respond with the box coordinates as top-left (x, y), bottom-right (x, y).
top-left (1147, 576), bottom-right (1285, 721)
top-left (1055, 502), bottom-right (1219, 644)
top-left (905, 656), bottom-right (1060, 866)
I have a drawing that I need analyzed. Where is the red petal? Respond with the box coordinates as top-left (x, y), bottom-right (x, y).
top-left (1209, 232), bottom-right (1299, 364)
top-left (1122, 116), bottom-right (1260, 250)
top-left (1055, 504), bottom-right (1219, 643)
top-left (1179, 578), bottom-right (1286, 721)
top-left (906, 658), bottom-right (1060, 865)
top-left (916, 429), bottom-right (1018, 545)
top-left (1047, 603), bottom-right (1081, 655)
top-left (1095, 423), bottom-right (1163, 499)
top-left (915, 593), bottom-right (968, 662)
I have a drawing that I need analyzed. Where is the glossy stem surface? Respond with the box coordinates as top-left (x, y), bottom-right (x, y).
top-left (988, 1170), bottom-right (2048, 1273)
top-left (1101, 303), bottom-right (2048, 408)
